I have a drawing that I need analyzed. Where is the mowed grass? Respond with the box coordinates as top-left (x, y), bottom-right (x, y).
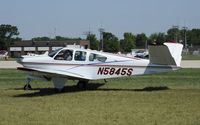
top-left (182, 54), bottom-right (200, 60)
top-left (0, 69), bottom-right (200, 125)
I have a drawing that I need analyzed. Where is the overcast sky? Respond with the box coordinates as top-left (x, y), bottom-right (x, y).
top-left (0, 0), bottom-right (200, 40)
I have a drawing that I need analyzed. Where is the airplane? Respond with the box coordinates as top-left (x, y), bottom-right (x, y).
top-left (17, 42), bottom-right (183, 91)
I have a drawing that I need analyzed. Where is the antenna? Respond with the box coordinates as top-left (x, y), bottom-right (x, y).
top-left (182, 26), bottom-right (188, 48)
top-left (83, 25), bottom-right (92, 38)
top-left (98, 27), bottom-right (105, 51)
top-left (54, 28), bottom-right (56, 38)
top-left (172, 25), bottom-right (179, 42)
top-left (83, 26), bottom-right (93, 49)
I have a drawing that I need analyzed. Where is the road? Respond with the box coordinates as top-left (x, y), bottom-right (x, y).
top-left (0, 60), bottom-right (199, 69)
top-left (180, 60), bottom-right (200, 68)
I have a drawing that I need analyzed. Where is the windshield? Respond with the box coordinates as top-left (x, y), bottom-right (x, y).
top-left (48, 48), bottom-right (62, 57)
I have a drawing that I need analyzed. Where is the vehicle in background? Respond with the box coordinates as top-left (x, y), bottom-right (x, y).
top-left (0, 50), bottom-right (8, 60)
top-left (133, 49), bottom-right (149, 59)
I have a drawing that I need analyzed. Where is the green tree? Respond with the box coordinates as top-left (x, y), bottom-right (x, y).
top-left (121, 32), bottom-right (136, 52)
top-left (54, 36), bottom-right (82, 41)
top-left (32, 37), bottom-right (50, 41)
top-left (187, 29), bottom-right (200, 45)
top-left (0, 24), bottom-right (19, 49)
top-left (166, 27), bottom-right (180, 42)
top-left (135, 33), bottom-right (147, 48)
top-left (86, 34), bottom-right (99, 50)
top-left (103, 32), bottom-right (120, 52)
top-left (149, 33), bottom-right (166, 45)
top-left (55, 36), bottom-right (68, 40)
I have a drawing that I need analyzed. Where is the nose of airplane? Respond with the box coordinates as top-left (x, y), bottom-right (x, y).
top-left (16, 56), bottom-right (24, 64)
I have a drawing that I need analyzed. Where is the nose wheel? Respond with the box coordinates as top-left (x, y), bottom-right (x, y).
top-left (24, 78), bottom-right (32, 90)
top-left (24, 84), bottom-right (32, 90)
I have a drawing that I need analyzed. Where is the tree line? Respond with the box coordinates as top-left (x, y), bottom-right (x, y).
top-left (0, 24), bottom-right (21, 50)
top-left (1, 24), bottom-right (200, 52)
top-left (88, 27), bottom-right (200, 53)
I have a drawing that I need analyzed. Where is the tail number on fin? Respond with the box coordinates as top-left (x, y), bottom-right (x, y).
top-left (97, 67), bottom-right (133, 76)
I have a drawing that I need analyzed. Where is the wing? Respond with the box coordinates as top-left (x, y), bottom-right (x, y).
top-left (17, 67), bottom-right (88, 80)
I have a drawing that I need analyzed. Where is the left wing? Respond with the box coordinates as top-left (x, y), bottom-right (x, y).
top-left (17, 67), bottom-right (89, 80)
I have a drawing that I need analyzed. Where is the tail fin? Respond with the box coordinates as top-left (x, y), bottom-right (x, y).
top-left (148, 43), bottom-right (183, 66)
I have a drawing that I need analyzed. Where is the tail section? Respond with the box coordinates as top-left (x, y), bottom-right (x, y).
top-left (148, 43), bottom-right (183, 67)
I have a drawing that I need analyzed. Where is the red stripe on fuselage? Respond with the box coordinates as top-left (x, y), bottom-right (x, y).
top-left (21, 62), bottom-right (178, 69)
top-left (21, 62), bottom-right (134, 68)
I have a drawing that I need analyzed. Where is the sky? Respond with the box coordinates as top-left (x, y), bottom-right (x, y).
top-left (0, 0), bottom-right (200, 40)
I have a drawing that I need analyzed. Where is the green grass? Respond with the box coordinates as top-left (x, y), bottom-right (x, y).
top-left (0, 69), bottom-right (200, 125)
top-left (0, 57), bottom-right (16, 61)
top-left (182, 54), bottom-right (200, 60)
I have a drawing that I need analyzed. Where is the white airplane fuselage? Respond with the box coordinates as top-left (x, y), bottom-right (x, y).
top-left (18, 48), bottom-right (178, 80)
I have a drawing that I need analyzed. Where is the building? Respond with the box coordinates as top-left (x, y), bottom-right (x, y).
top-left (9, 40), bottom-right (90, 57)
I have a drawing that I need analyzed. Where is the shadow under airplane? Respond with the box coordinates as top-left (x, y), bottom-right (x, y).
top-left (13, 83), bottom-right (169, 98)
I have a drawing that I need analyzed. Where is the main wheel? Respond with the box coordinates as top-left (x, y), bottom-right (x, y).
top-left (77, 81), bottom-right (87, 89)
top-left (55, 87), bottom-right (65, 93)
top-left (23, 84), bottom-right (32, 90)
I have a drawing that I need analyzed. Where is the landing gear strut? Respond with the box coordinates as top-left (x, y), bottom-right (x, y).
top-left (24, 78), bottom-right (32, 90)
top-left (77, 80), bottom-right (88, 89)
top-left (52, 77), bottom-right (66, 92)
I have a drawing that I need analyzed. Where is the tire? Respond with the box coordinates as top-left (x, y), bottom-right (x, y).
top-left (77, 81), bottom-right (87, 89)
top-left (23, 84), bottom-right (32, 90)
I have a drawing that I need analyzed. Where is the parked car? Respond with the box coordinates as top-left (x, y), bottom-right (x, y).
top-left (134, 50), bottom-right (149, 58)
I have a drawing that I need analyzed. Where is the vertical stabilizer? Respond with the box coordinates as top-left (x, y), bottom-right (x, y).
top-left (148, 43), bottom-right (183, 66)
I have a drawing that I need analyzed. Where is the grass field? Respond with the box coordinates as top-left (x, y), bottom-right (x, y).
top-left (182, 54), bottom-right (200, 60)
top-left (0, 58), bottom-right (16, 61)
top-left (0, 69), bottom-right (200, 125)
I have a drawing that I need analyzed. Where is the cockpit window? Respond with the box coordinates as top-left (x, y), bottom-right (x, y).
top-left (48, 48), bottom-right (62, 57)
top-left (74, 51), bottom-right (86, 61)
top-left (89, 53), bottom-right (107, 62)
top-left (54, 49), bottom-right (73, 61)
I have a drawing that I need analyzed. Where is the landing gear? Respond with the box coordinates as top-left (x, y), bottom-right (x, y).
top-left (52, 77), bottom-right (66, 92)
top-left (104, 79), bottom-right (108, 83)
top-left (24, 78), bottom-right (32, 90)
top-left (55, 87), bottom-right (65, 92)
top-left (77, 80), bottom-right (88, 89)
top-left (24, 84), bottom-right (32, 90)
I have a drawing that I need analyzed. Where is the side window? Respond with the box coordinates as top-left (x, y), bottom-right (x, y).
top-left (54, 49), bottom-right (73, 61)
top-left (75, 51), bottom-right (86, 61)
top-left (89, 53), bottom-right (107, 62)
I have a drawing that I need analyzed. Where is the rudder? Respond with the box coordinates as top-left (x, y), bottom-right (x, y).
top-left (148, 43), bottom-right (183, 66)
